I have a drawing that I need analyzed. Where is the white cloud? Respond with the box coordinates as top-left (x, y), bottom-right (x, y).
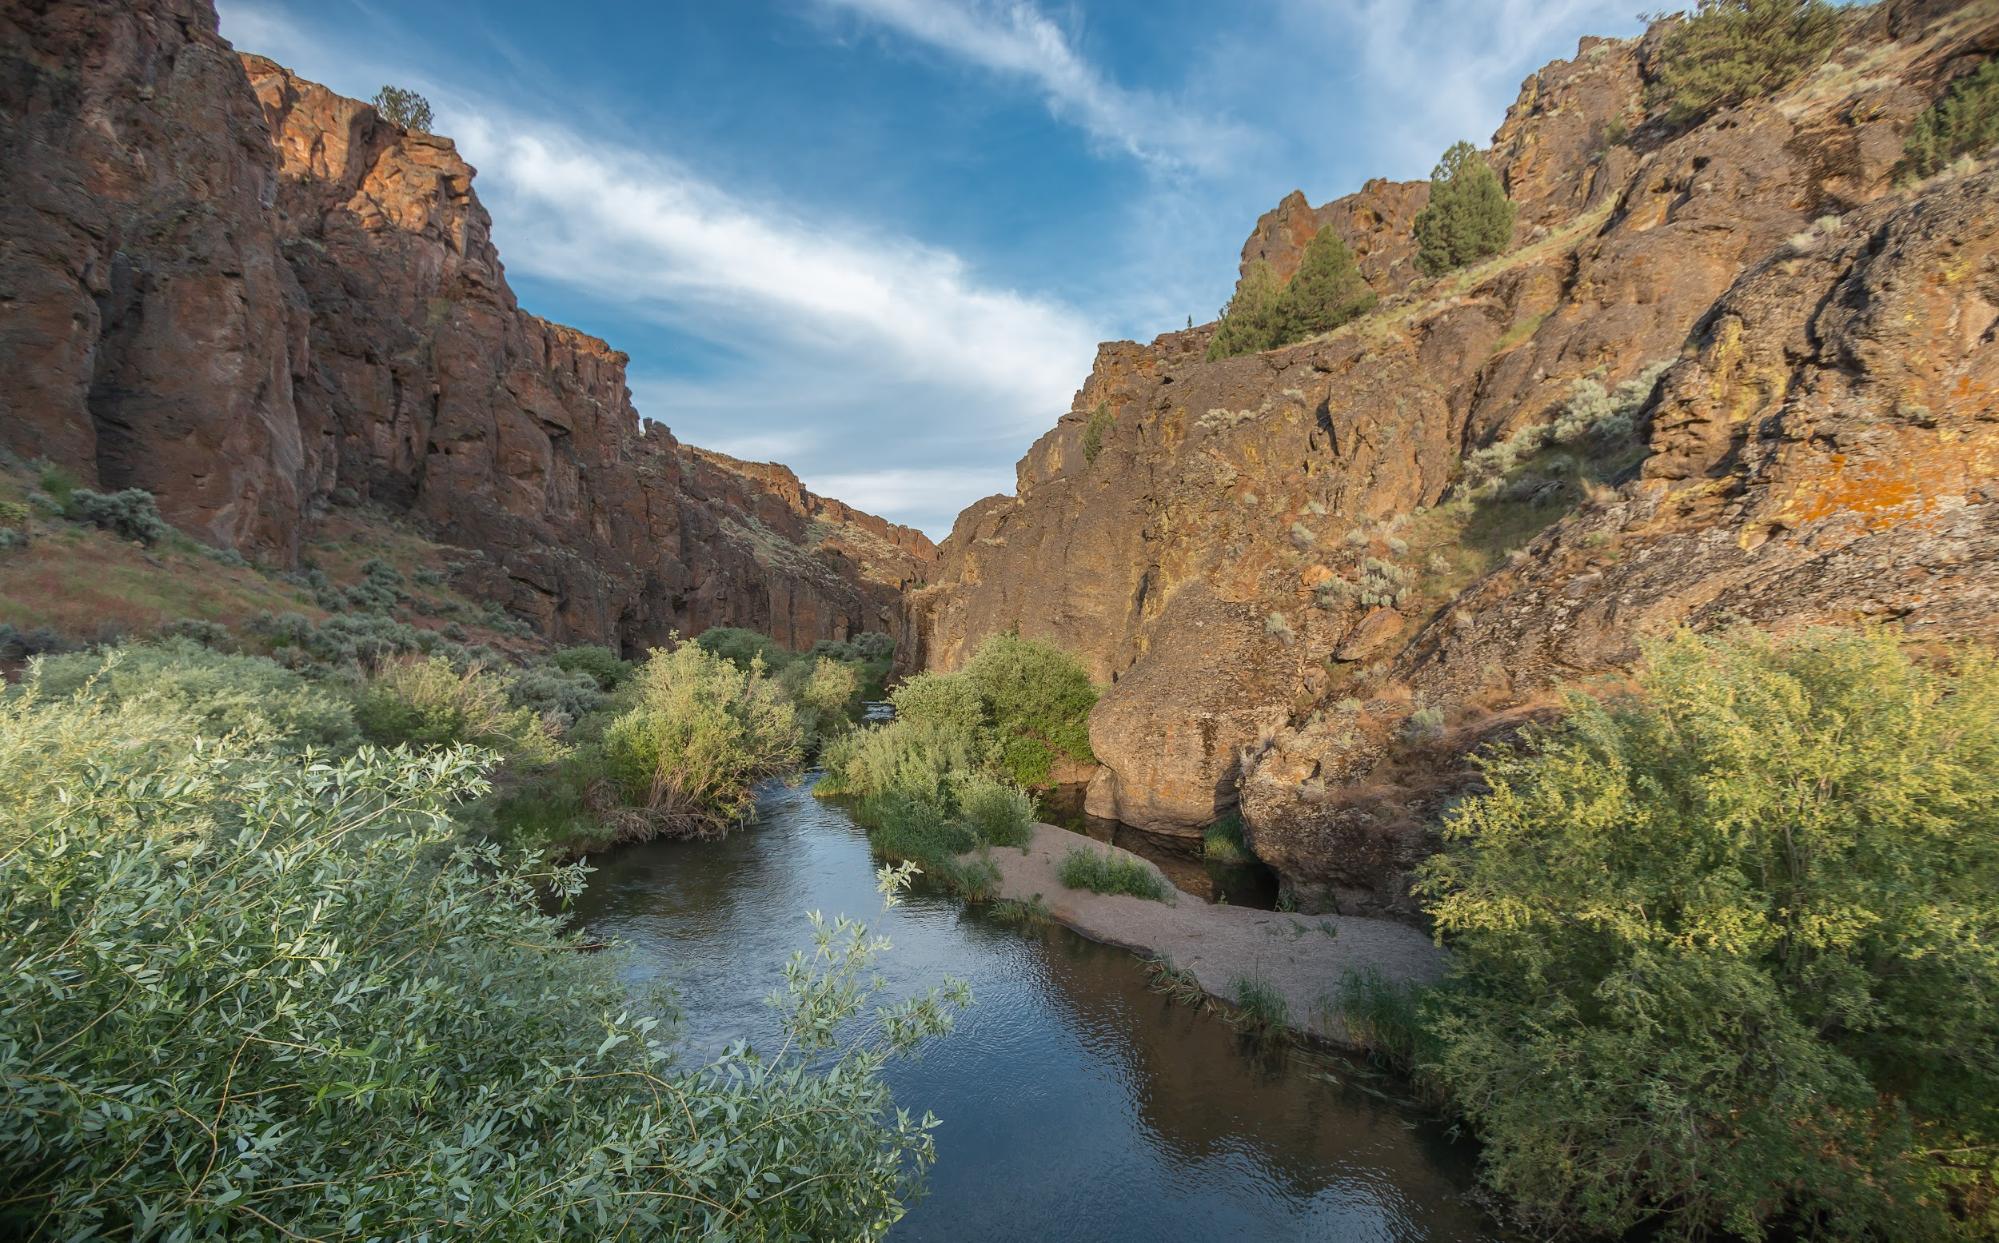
top-left (816, 0), bottom-right (1249, 174)
top-left (1280, 0), bottom-right (1644, 174)
top-left (453, 110), bottom-right (1097, 428)
top-left (807, 466), bottom-right (1018, 529)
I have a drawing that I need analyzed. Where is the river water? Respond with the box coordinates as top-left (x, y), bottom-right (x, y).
top-left (566, 776), bottom-right (1499, 1242)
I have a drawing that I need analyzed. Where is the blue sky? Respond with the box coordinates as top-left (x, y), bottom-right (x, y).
top-left (217, 0), bottom-right (1645, 536)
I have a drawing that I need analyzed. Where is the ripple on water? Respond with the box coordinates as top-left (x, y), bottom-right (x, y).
top-left (564, 776), bottom-right (1498, 1243)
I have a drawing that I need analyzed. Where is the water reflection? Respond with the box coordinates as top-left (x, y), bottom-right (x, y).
top-left (565, 777), bottom-right (1496, 1242)
top-left (1036, 784), bottom-right (1280, 908)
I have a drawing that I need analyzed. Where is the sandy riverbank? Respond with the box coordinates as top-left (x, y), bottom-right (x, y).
top-left (966, 823), bottom-right (1446, 1044)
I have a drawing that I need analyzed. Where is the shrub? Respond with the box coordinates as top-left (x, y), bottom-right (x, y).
top-left (67, 487), bottom-right (171, 545)
top-left (1203, 812), bottom-right (1252, 864)
top-left (962, 633), bottom-right (1097, 787)
top-left (155, 617), bottom-right (230, 648)
top-left (1400, 706), bottom-right (1445, 741)
top-left (1334, 967), bottom-right (1437, 1070)
top-left (506, 662), bottom-right (607, 731)
top-left (1646, 0), bottom-right (1842, 125)
top-left (252, 610), bottom-right (466, 669)
top-left (890, 671), bottom-right (990, 745)
top-left (1274, 225), bottom-right (1377, 341)
top-left (1413, 141), bottom-right (1515, 276)
top-left (954, 771), bottom-right (1035, 849)
top-left (552, 643), bottom-right (633, 690)
top-left (1205, 260), bottom-right (1284, 360)
top-left (0, 693), bottom-right (963, 1240)
top-left (356, 655), bottom-right (563, 764)
top-left (0, 623), bottom-right (68, 660)
top-left (780, 655), bottom-right (865, 751)
top-left (22, 639), bottom-right (357, 749)
top-left (1415, 628), bottom-right (1999, 1239)
top-left (696, 625), bottom-right (795, 673)
top-left (33, 460), bottom-right (79, 508)
top-left (1057, 847), bottom-right (1172, 902)
top-left (371, 83), bottom-right (433, 131)
top-left (1903, 56), bottom-right (1999, 180)
top-left (1082, 403), bottom-right (1114, 464)
top-left (600, 640), bottom-right (802, 835)
top-left (820, 718), bottom-right (985, 814)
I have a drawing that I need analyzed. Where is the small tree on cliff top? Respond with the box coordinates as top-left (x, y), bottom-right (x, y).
top-left (1413, 141), bottom-right (1515, 277)
top-left (1206, 260), bottom-right (1284, 360)
top-left (372, 84), bottom-right (434, 132)
top-left (1275, 226), bottom-right (1377, 342)
top-left (1646, 0), bottom-right (1843, 124)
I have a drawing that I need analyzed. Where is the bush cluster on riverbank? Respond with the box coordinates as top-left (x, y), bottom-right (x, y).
top-left (0, 646), bottom-right (965, 1239)
top-left (1343, 627), bottom-right (1999, 1241)
top-left (1057, 846), bottom-right (1173, 903)
top-left (817, 633), bottom-right (1093, 895)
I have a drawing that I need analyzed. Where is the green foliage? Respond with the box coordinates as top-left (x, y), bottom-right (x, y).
top-left (820, 719), bottom-right (987, 814)
top-left (889, 671), bottom-right (991, 748)
top-left (354, 655), bottom-right (563, 765)
top-left (21, 638), bottom-right (357, 749)
top-left (0, 691), bottom-right (963, 1239)
top-left (780, 655), bottom-right (865, 751)
top-left (1274, 226), bottom-right (1377, 341)
top-left (962, 633), bottom-right (1097, 786)
top-left (371, 83), bottom-right (434, 131)
top-left (34, 460), bottom-right (79, 508)
top-left (1903, 57), bottom-right (1999, 180)
top-left (1413, 141), bottom-right (1516, 276)
top-left (1646, 0), bottom-right (1843, 125)
top-left (1229, 974), bottom-right (1290, 1038)
top-left (696, 626), bottom-right (796, 673)
top-left (601, 640), bottom-right (802, 836)
top-left (66, 486), bottom-right (171, 545)
top-left (1333, 967), bottom-right (1438, 1071)
top-left (1457, 360), bottom-right (1669, 499)
top-left (953, 771), bottom-right (1034, 850)
top-left (506, 662), bottom-right (607, 730)
top-left (1416, 628), bottom-right (1999, 1239)
top-left (252, 610), bottom-right (486, 671)
top-left (1205, 260), bottom-right (1284, 360)
top-left (1082, 403), bottom-right (1114, 465)
top-left (1057, 847), bottom-right (1172, 903)
top-left (1202, 811), bottom-right (1251, 863)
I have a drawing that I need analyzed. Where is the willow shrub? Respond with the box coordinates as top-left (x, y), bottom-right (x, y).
top-left (22, 638), bottom-right (357, 749)
top-left (601, 640), bottom-right (802, 835)
top-left (0, 691), bottom-right (965, 1241)
top-left (355, 654), bottom-right (564, 765)
top-left (962, 633), bottom-right (1098, 787)
top-left (779, 655), bottom-right (865, 753)
top-left (1418, 628), bottom-right (1999, 1240)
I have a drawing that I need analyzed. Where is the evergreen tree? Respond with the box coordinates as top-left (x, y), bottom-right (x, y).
top-left (1902, 56), bottom-right (1999, 180)
top-left (1205, 260), bottom-right (1284, 360)
top-left (372, 84), bottom-right (435, 132)
top-left (1412, 142), bottom-right (1515, 277)
top-left (1647, 0), bottom-right (1842, 124)
top-left (1274, 226), bottom-right (1377, 341)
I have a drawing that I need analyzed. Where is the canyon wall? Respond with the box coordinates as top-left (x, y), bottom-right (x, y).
top-left (0, 0), bottom-right (933, 652)
top-left (911, 0), bottom-right (1999, 912)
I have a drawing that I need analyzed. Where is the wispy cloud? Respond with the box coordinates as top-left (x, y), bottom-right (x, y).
top-left (1273, 0), bottom-right (1643, 173)
top-left (815, 0), bottom-right (1248, 174)
top-left (456, 110), bottom-right (1096, 422)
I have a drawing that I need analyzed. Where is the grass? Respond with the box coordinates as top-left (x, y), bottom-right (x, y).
top-left (1230, 973), bottom-right (1291, 1040)
top-left (854, 791), bottom-right (1006, 901)
top-left (1202, 812), bottom-right (1252, 864)
top-left (1333, 967), bottom-right (1436, 1073)
top-left (1058, 847), bottom-right (1173, 902)
top-left (987, 894), bottom-right (1052, 927)
top-left (1144, 957), bottom-right (1214, 1011)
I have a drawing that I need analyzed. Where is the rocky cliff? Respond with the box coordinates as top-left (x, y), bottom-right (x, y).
top-left (910, 0), bottom-right (1999, 914)
top-left (0, 0), bottom-right (933, 652)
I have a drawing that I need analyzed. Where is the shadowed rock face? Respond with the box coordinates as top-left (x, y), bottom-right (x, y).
top-left (0, 1), bottom-right (933, 652)
top-left (913, 0), bottom-right (1999, 908)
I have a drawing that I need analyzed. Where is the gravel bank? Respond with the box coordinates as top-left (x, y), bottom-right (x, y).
top-left (968, 823), bottom-right (1447, 1044)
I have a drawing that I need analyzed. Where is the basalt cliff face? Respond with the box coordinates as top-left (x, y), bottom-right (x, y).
top-left (0, 0), bottom-right (933, 651)
top-left (910, 0), bottom-right (1999, 915)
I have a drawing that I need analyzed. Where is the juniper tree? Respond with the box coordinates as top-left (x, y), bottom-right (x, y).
top-left (1205, 260), bottom-right (1284, 359)
top-left (1412, 142), bottom-right (1515, 276)
top-left (372, 84), bottom-right (434, 132)
top-left (1274, 226), bottom-right (1377, 341)
top-left (1646, 0), bottom-right (1843, 124)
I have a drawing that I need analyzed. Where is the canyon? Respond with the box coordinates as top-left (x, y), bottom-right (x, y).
top-left (908, 0), bottom-right (1999, 913)
top-left (0, 0), bottom-right (933, 652)
top-left (3, 0), bottom-right (1996, 920)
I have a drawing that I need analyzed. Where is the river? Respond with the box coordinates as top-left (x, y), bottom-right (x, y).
top-left (566, 775), bottom-right (1500, 1242)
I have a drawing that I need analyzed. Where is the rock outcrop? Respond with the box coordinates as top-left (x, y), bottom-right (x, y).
top-left (912, 0), bottom-right (1999, 914)
top-left (0, 0), bottom-right (933, 652)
